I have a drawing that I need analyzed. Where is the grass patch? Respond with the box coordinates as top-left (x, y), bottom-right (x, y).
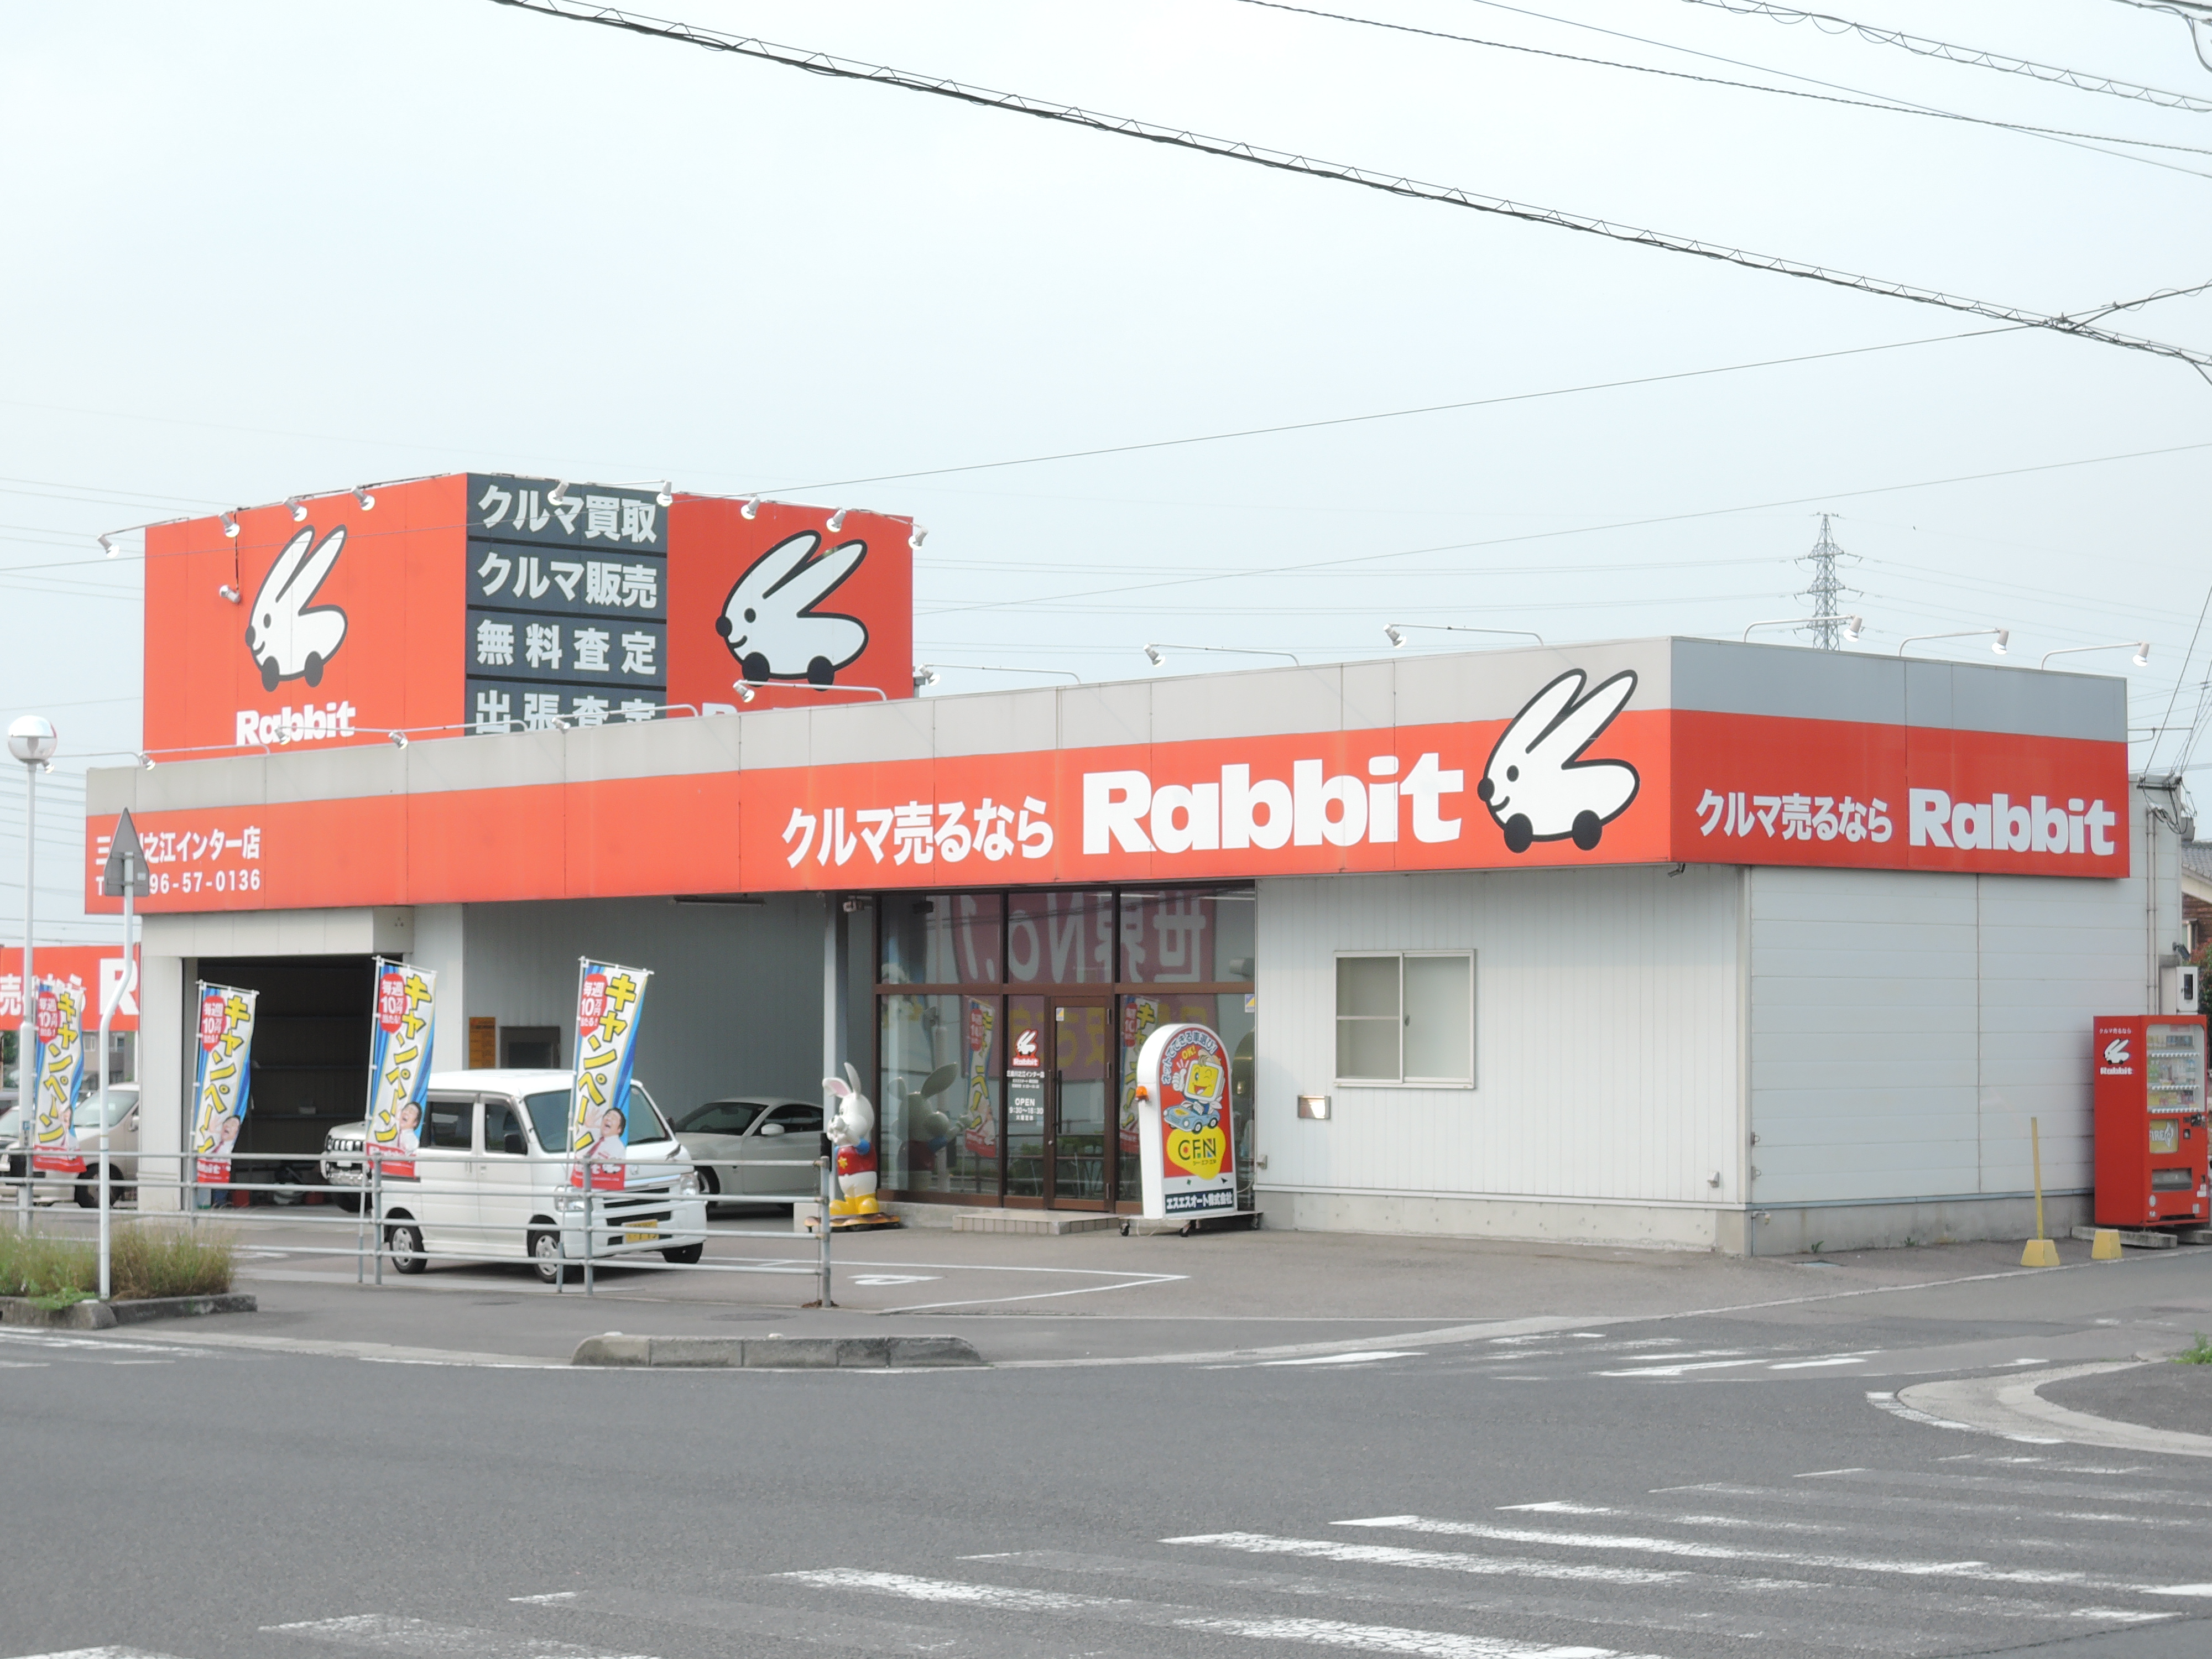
top-left (2176, 1333), bottom-right (2212, 1365)
top-left (0, 1222), bottom-right (234, 1302)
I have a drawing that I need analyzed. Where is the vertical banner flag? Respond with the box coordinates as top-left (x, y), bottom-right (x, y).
top-left (29, 977), bottom-right (88, 1175)
top-left (568, 959), bottom-right (651, 1191)
top-left (1134, 1021), bottom-right (1238, 1222)
top-left (364, 959), bottom-right (437, 1181)
top-left (191, 983), bottom-right (259, 1185)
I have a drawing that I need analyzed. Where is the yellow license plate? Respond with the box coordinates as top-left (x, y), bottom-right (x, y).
top-left (623, 1225), bottom-right (659, 1244)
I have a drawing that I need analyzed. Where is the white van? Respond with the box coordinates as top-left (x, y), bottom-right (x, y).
top-left (363, 1070), bottom-right (709, 1284)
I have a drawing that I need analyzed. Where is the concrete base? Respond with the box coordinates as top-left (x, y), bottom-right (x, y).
top-left (1258, 1187), bottom-right (2098, 1258)
top-left (571, 1333), bottom-right (984, 1369)
top-left (953, 1208), bottom-right (1120, 1236)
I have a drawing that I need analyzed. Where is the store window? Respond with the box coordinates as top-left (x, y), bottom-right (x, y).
top-left (879, 893), bottom-right (1003, 986)
top-left (878, 993), bottom-right (1001, 1195)
top-left (1007, 890), bottom-right (1114, 984)
top-left (1335, 952), bottom-right (1474, 1085)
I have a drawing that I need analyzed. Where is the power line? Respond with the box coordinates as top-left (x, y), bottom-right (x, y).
top-left (487, 1), bottom-right (2212, 379)
top-left (1232, 0), bottom-right (2212, 166)
top-left (1667, 0), bottom-right (2212, 112)
top-left (2109, 2), bottom-right (2212, 74)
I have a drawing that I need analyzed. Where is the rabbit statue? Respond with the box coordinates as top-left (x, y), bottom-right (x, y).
top-left (717, 531), bottom-right (869, 686)
top-left (823, 1062), bottom-right (880, 1217)
top-left (1478, 669), bottom-right (1641, 853)
top-left (246, 525), bottom-right (349, 692)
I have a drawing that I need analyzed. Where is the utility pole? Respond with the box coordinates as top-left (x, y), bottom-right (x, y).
top-left (1796, 514), bottom-right (1860, 651)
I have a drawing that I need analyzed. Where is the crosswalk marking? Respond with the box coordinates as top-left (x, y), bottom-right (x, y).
top-left (1164, 1533), bottom-right (1693, 1587)
top-left (778, 1569), bottom-right (1667, 1659)
top-left (1670, 1479), bottom-right (2208, 1528)
top-left (9, 1650), bottom-right (189, 1658)
top-left (265, 1614), bottom-right (657, 1659)
top-left (1335, 1514), bottom-right (2212, 1596)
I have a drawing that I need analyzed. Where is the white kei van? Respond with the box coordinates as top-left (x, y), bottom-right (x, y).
top-left (363, 1070), bottom-right (709, 1284)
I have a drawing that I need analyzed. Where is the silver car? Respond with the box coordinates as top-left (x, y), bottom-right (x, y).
top-left (670, 1097), bottom-right (825, 1203)
top-left (1, 1084), bottom-right (139, 1207)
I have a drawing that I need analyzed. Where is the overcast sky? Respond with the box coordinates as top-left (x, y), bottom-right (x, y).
top-left (3, 0), bottom-right (2209, 938)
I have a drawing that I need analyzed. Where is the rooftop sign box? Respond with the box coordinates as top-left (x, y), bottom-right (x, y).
top-left (142, 474), bottom-right (914, 756)
top-left (88, 640), bottom-right (2132, 914)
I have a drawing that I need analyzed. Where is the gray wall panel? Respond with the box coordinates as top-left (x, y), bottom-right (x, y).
top-left (1058, 681), bottom-right (1151, 749)
top-left (1150, 665), bottom-right (1347, 744)
top-left (932, 686), bottom-right (1058, 759)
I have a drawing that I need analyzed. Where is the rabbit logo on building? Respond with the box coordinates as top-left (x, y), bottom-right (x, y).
top-left (245, 525), bottom-right (349, 692)
top-left (1479, 669), bottom-right (1640, 854)
top-left (716, 531), bottom-right (869, 686)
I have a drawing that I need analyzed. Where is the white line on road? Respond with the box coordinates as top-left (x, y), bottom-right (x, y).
top-left (1258, 1351), bottom-right (1423, 1368)
top-left (779, 1570), bottom-right (1124, 1613)
top-left (265, 1614), bottom-right (657, 1658)
top-left (1164, 1533), bottom-right (1689, 1587)
top-left (1335, 1516), bottom-right (2212, 1596)
top-left (8, 1649), bottom-right (191, 1658)
top-left (1176, 1616), bottom-right (1662, 1659)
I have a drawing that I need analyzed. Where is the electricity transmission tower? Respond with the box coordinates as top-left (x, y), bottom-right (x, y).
top-left (1796, 514), bottom-right (1860, 651)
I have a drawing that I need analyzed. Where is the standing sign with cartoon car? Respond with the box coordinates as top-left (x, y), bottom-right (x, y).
top-left (364, 960), bottom-right (437, 1182)
top-left (29, 978), bottom-right (88, 1175)
top-left (1134, 1022), bottom-right (1238, 1221)
top-left (191, 983), bottom-right (259, 1187)
top-left (568, 959), bottom-right (651, 1192)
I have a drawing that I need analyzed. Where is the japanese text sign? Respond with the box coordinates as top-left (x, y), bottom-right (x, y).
top-left (364, 961), bottom-right (437, 1181)
top-left (29, 978), bottom-right (87, 1176)
top-left (568, 959), bottom-right (651, 1191)
top-left (1134, 1022), bottom-right (1238, 1221)
top-left (191, 983), bottom-right (259, 1185)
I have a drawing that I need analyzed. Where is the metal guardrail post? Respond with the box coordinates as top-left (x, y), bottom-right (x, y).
top-left (816, 1153), bottom-right (833, 1307)
top-left (584, 1185), bottom-right (594, 1298)
top-left (371, 1158), bottom-right (383, 1287)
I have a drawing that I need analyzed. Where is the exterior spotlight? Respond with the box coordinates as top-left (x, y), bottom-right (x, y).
top-left (352, 486), bottom-right (375, 509)
top-left (741, 496), bottom-right (760, 520)
top-left (138, 754), bottom-right (155, 770)
top-left (1991, 629), bottom-right (2010, 656)
top-left (826, 509), bottom-right (849, 532)
top-left (220, 511), bottom-right (239, 538)
top-left (389, 731), bottom-right (409, 749)
top-left (910, 525), bottom-right (928, 551)
top-left (654, 483), bottom-right (675, 508)
top-left (217, 584), bottom-right (241, 604)
top-left (2136, 643), bottom-right (2152, 667)
top-left (98, 533), bottom-right (121, 558)
top-left (1385, 625), bottom-right (1406, 648)
top-left (1144, 644), bottom-right (1166, 667)
top-left (1843, 615), bottom-right (1864, 643)
top-left (547, 481), bottom-right (570, 507)
top-left (914, 666), bottom-right (940, 691)
top-left (734, 682), bottom-right (757, 704)
top-left (286, 497), bottom-right (308, 522)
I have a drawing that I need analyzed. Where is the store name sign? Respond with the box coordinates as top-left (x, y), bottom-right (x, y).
top-left (1084, 754), bottom-right (1467, 855)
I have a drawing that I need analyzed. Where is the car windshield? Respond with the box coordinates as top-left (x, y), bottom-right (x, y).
top-left (70, 1093), bottom-right (135, 1130)
top-left (521, 1084), bottom-right (672, 1154)
top-left (674, 1099), bottom-right (765, 1137)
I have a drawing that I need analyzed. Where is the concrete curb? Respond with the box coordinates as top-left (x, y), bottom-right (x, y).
top-left (571, 1333), bottom-right (985, 1369)
top-left (0, 1291), bottom-right (257, 1329)
top-left (1898, 1360), bottom-right (2212, 1458)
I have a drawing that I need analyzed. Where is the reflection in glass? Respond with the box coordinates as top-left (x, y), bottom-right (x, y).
top-left (879, 994), bottom-right (1001, 1196)
top-left (1053, 1003), bottom-right (1109, 1203)
top-left (878, 893), bottom-right (1003, 986)
top-left (1004, 996), bottom-right (1046, 1199)
top-left (1007, 890), bottom-right (1114, 984)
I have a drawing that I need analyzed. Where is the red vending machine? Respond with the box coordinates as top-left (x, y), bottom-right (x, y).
top-left (2093, 1014), bottom-right (2210, 1227)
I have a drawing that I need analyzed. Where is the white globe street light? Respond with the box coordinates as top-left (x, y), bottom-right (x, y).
top-left (6, 716), bottom-right (55, 1227)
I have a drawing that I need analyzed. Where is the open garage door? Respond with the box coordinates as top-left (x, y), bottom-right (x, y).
top-left (196, 955), bottom-right (372, 1171)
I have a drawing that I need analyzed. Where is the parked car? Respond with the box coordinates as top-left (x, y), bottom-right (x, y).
top-left (1, 1083), bottom-right (139, 1206)
top-left (669, 1097), bottom-right (825, 1203)
top-left (321, 1069), bottom-right (706, 1283)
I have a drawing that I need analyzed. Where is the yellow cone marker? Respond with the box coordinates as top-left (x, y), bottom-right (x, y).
top-left (2092, 1228), bottom-right (2124, 1261)
top-left (2022, 1116), bottom-right (2060, 1268)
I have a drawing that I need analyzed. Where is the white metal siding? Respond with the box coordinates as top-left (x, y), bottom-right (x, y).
top-left (1747, 811), bottom-right (2154, 1206)
top-left (1255, 865), bottom-right (1740, 1205)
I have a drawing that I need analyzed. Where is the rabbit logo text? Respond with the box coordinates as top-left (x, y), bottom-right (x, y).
top-left (245, 525), bottom-right (349, 692)
top-left (716, 531), bottom-right (869, 686)
top-left (1479, 669), bottom-right (1640, 854)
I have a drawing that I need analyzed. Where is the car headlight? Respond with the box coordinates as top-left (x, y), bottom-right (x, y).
top-left (676, 1169), bottom-right (701, 1196)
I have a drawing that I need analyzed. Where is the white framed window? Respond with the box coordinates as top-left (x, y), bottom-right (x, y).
top-left (1334, 951), bottom-right (1474, 1086)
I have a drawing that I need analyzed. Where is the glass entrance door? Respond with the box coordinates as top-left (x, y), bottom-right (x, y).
top-left (1047, 1000), bottom-right (1110, 1208)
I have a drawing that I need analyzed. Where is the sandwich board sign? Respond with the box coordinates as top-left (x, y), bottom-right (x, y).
top-left (1133, 1021), bottom-right (1237, 1221)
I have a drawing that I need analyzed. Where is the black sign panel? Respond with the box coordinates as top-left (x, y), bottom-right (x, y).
top-left (467, 473), bottom-right (668, 556)
top-left (466, 609), bottom-right (666, 687)
top-left (466, 678), bottom-right (667, 734)
top-left (467, 538), bottom-right (666, 623)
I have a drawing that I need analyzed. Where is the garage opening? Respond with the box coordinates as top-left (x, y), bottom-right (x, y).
top-left (197, 955), bottom-right (373, 1182)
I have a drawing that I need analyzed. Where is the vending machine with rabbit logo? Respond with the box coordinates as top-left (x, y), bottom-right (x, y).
top-left (2092, 1014), bottom-right (2210, 1227)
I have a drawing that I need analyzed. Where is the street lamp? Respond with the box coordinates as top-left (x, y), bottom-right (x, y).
top-left (7, 715), bottom-right (55, 1228)
top-left (2039, 641), bottom-right (2151, 670)
top-left (1386, 623), bottom-right (1547, 648)
top-left (1141, 643), bottom-right (1302, 668)
top-left (1743, 615), bottom-right (1863, 644)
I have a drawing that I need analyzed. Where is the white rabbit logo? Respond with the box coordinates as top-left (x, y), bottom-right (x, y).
top-left (244, 525), bottom-right (348, 692)
top-left (716, 530), bottom-right (868, 686)
top-left (1478, 669), bottom-right (1640, 854)
top-left (2103, 1036), bottom-right (2131, 1067)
